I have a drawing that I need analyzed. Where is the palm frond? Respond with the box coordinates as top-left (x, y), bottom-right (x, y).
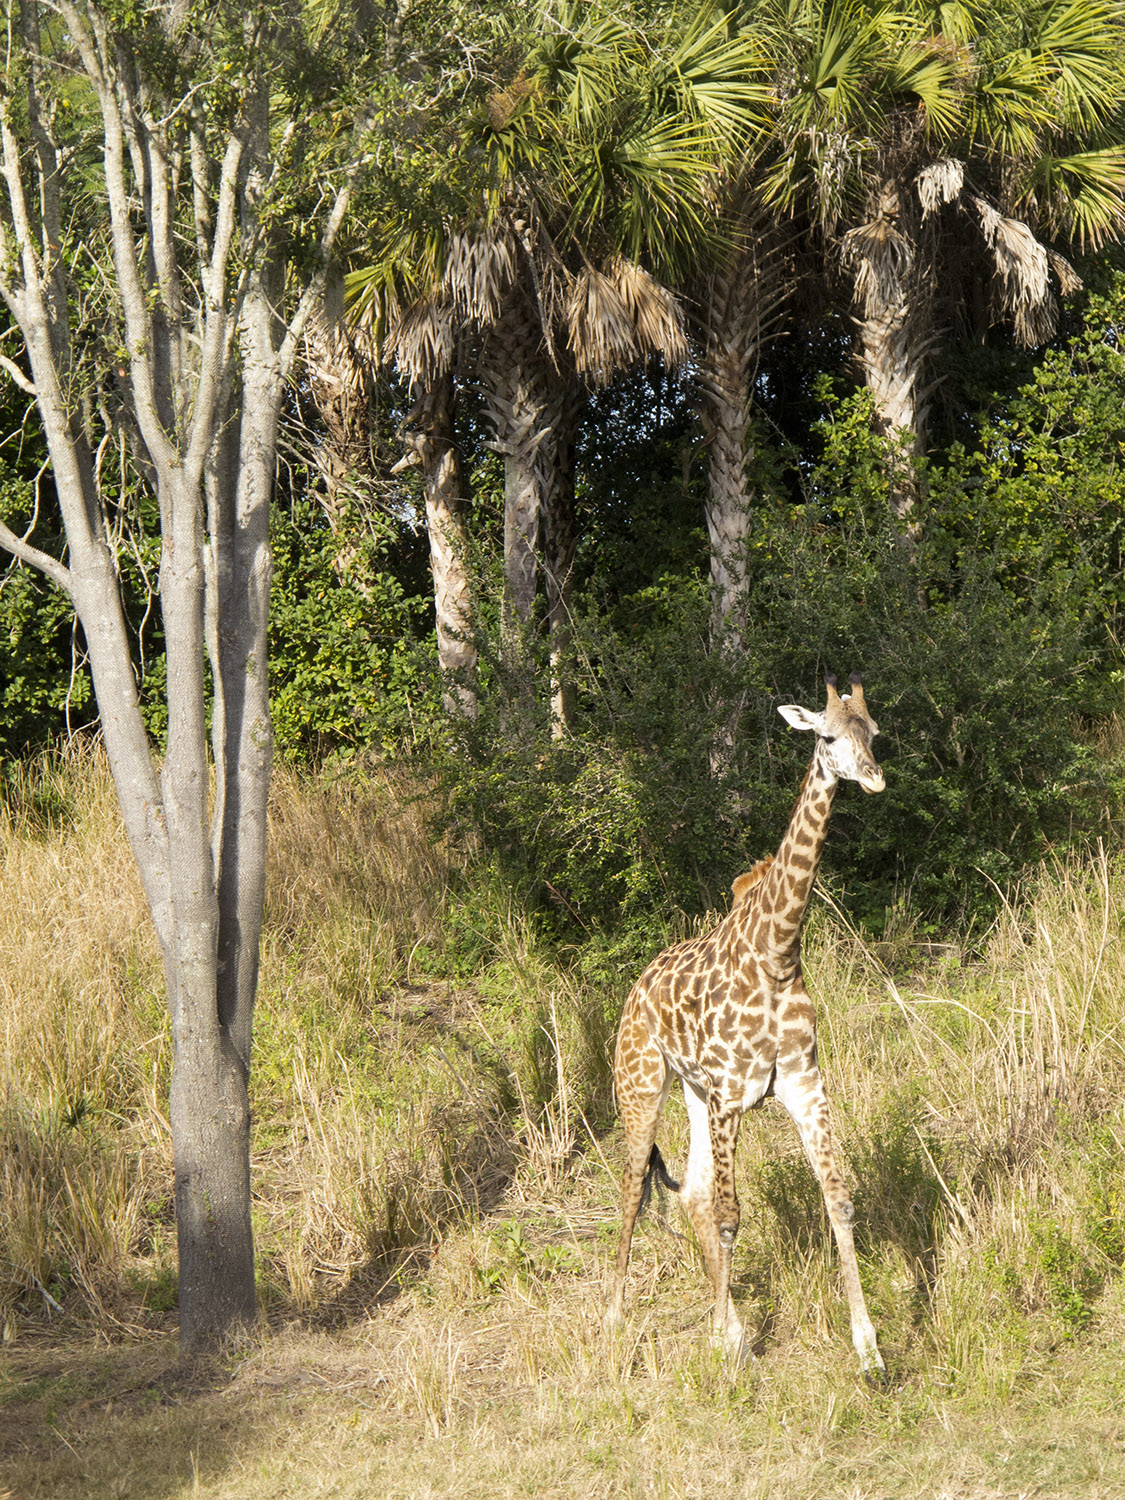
top-left (935, 0), bottom-right (978, 44)
top-left (655, 5), bottom-right (773, 144)
top-left (972, 194), bottom-right (1056, 345)
top-left (444, 226), bottom-right (519, 326)
top-left (528, 1), bottom-right (632, 126)
top-left (562, 111), bottom-right (720, 275)
top-left (886, 42), bottom-right (964, 137)
top-left (915, 156), bottom-right (965, 215)
top-left (1030, 0), bottom-right (1125, 134)
top-left (565, 265), bottom-right (638, 382)
top-left (387, 297), bottom-right (456, 391)
top-left (1047, 246), bottom-right (1082, 294)
top-left (1028, 147), bottom-right (1125, 250)
top-left (610, 257), bottom-right (689, 369)
top-left (842, 205), bottom-right (915, 316)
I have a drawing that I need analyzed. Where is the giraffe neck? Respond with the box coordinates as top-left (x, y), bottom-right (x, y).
top-left (743, 739), bottom-right (838, 965)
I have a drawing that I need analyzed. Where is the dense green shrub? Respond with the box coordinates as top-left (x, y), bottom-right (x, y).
top-left (269, 496), bottom-right (434, 761)
top-left (446, 353), bottom-right (1119, 935)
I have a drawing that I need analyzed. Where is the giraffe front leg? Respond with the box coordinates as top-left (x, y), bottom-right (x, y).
top-left (706, 1097), bottom-right (747, 1360)
top-left (774, 1059), bottom-right (885, 1381)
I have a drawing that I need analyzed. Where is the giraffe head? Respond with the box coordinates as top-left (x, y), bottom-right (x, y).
top-left (777, 673), bottom-right (885, 793)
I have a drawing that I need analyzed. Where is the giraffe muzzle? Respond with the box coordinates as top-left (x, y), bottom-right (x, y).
top-left (858, 766), bottom-right (886, 794)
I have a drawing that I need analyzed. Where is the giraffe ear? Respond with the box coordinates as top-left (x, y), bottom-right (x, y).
top-left (778, 704), bottom-right (825, 733)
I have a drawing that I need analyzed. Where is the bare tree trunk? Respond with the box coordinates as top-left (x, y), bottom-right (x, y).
top-left (0, 1), bottom-right (359, 1353)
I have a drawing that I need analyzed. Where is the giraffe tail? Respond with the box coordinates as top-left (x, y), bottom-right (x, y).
top-left (637, 1143), bottom-right (680, 1216)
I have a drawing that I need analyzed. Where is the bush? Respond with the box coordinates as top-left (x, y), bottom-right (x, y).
top-left (269, 496), bottom-right (435, 760)
top-left (445, 475), bottom-right (1105, 936)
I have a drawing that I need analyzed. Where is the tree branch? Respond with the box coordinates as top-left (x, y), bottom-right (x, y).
top-left (0, 351), bottom-right (37, 394)
top-left (58, 0), bottom-right (178, 477)
top-left (0, 516), bottom-right (72, 592)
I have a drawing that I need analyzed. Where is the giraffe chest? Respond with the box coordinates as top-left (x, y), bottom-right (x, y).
top-left (643, 956), bottom-right (806, 1106)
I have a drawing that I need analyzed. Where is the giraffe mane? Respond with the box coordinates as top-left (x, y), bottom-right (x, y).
top-left (730, 856), bottom-right (775, 906)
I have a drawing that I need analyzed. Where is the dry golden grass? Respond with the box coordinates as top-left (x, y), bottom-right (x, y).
top-left (3, 749), bottom-right (1125, 1497)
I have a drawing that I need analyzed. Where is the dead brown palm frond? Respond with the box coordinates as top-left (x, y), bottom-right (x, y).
top-left (387, 296), bottom-right (456, 392)
top-left (915, 158), bottom-right (965, 218)
top-left (610, 256), bottom-right (689, 369)
top-left (841, 212), bottom-right (915, 318)
top-left (1047, 247), bottom-right (1082, 296)
top-left (565, 264), bottom-right (639, 383)
top-left (972, 196), bottom-right (1056, 345)
top-left (445, 226), bottom-right (518, 327)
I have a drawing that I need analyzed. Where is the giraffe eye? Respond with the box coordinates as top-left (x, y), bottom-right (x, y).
top-left (823, 735), bottom-right (836, 744)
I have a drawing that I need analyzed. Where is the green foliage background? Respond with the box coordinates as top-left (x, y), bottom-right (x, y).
top-left (3, 246), bottom-right (1125, 939)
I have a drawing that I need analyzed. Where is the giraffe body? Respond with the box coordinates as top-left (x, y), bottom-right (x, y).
top-left (607, 674), bottom-right (886, 1379)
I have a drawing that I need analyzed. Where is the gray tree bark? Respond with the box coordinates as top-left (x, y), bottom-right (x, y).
top-left (0, 1), bottom-right (360, 1352)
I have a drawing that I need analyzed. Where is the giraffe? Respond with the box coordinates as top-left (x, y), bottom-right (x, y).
top-left (606, 672), bottom-right (886, 1380)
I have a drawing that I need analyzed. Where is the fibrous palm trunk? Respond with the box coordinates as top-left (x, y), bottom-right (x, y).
top-left (854, 290), bottom-right (925, 532)
top-left (695, 240), bottom-right (770, 649)
top-left (303, 307), bottom-right (374, 548)
top-left (478, 298), bottom-right (554, 703)
top-left (845, 183), bottom-right (930, 536)
top-left (396, 372), bottom-right (478, 718)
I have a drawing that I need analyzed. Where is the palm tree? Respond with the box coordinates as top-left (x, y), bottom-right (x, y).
top-left (350, 0), bottom-right (756, 731)
top-left (755, 0), bottom-right (962, 522)
top-left (391, 365), bottom-right (478, 721)
top-left (300, 273), bottom-right (379, 570)
top-left (619, 6), bottom-right (783, 644)
top-left (760, 0), bottom-right (1125, 529)
top-left (473, 1), bottom-right (771, 709)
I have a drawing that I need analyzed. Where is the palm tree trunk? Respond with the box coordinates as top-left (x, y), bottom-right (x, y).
top-left (302, 305), bottom-right (375, 569)
top-left (696, 247), bottom-right (764, 650)
top-left (396, 373), bottom-right (478, 718)
top-left (854, 293), bottom-right (925, 533)
top-left (479, 301), bottom-right (553, 694)
top-left (542, 373), bottom-right (584, 737)
top-left (845, 184), bottom-right (929, 537)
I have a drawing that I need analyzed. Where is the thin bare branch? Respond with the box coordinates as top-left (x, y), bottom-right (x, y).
top-left (0, 351), bottom-right (37, 395)
top-left (58, 1), bottom-right (178, 475)
top-left (0, 515), bottom-right (72, 592)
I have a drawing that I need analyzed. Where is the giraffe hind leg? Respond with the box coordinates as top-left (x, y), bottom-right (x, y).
top-left (606, 1066), bottom-right (672, 1330)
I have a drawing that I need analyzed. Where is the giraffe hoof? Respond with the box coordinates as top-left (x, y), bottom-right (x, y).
top-left (711, 1323), bottom-right (749, 1364)
top-left (860, 1350), bottom-right (887, 1387)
